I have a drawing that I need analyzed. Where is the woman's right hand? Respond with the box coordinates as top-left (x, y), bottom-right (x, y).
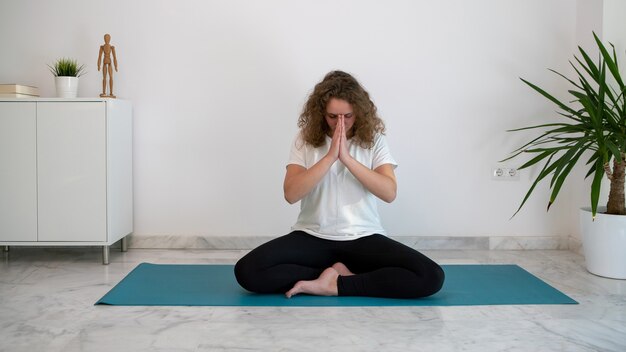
top-left (327, 115), bottom-right (343, 161)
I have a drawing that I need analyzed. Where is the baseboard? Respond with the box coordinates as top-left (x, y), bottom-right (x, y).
top-left (126, 234), bottom-right (572, 250)
top-left (568, 236), bottom-right (583, 255)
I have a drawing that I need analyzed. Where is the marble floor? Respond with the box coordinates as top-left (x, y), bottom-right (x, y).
top-left (0, 247), bottom-right (625, 352)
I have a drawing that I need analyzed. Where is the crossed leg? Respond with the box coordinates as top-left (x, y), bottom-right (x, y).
top-left (234, 231), bottom-right (444, 299)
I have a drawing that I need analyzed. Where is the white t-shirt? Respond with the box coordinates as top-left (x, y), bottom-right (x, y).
top-left (288, 132), bottom-right (397, 240)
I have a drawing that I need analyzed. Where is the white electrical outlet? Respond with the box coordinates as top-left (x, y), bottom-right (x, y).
top-left (492, 167), bottom-right (519, 181)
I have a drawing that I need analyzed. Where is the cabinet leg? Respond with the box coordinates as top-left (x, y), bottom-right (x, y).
top-left (102, 245), bottom-right (110, 265)
top-left (121, 236), bottom-right (128, 252)
top-left (2, 246), bottom-right (8, 252)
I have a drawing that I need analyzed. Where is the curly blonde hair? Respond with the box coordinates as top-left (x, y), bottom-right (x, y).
top-left (298, 71), bottom-right (385, 148)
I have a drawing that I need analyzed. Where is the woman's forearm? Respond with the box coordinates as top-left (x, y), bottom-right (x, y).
top-left (283, 155), bottom-right (336, 204)
top-left (342, 157), bottom-right (397, 203)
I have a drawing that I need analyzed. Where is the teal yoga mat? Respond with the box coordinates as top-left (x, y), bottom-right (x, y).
top-left (95, 263), bottom-right (577, 306)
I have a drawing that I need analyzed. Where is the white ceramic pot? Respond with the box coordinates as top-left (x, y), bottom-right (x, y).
top-left (580, 206), bottom-right (626, 279)
top-left (55, 76), bottom-right (79, 98)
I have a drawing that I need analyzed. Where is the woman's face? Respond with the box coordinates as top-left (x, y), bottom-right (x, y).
top-left (325, 98), bottom-right (355, 137)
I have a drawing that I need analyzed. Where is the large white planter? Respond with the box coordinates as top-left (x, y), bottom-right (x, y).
top-left (55, 76), bottom-right (79, 98)
top-left (580, 206), bottom-right (626, 279)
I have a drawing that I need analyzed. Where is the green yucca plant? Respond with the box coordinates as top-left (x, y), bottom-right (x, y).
top-left (48, 58), bottom-right (85, 77)
top-left (504, 32), bottom-right (626, 219)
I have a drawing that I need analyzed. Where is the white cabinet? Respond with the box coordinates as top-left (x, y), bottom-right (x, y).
top-left (0, 98), bottom-right (133, 264)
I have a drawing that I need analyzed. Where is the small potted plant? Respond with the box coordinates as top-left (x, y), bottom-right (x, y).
top-left (503, 32), bottom-right (626, 279)
top-left (48, 58), bottom-right (85, 98)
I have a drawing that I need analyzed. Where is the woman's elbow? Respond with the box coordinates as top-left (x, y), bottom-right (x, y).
top-left (381, 191), bottom-right (397, 203)
top-left (283, 187), bottom-right (300, 204)
top-left (284, 194), bottom-right (298, 204)
top-left (381, 183), bottom-right (397, 203)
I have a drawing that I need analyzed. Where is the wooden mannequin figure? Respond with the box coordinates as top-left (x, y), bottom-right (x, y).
top-left (97, 33), bottom-right (118, 98)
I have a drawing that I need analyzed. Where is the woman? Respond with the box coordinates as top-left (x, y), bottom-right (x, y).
top-left (234, 71), bottom-right (444, 299)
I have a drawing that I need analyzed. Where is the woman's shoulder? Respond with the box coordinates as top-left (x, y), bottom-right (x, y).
top-left (291, 131), bottom-right (321, 151)
top-left (293, 131), bottom-right (330, 149)
top-left (372, 132), bottom-right (390, 147)
top-left (290, 131), bottom-right (305, 150)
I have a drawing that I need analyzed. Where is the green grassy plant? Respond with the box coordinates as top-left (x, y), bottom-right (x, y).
top-left (48, 58), bottom-right (85, 77)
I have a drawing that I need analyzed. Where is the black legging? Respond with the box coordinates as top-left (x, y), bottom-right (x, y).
top-left (234, 231), bottom-right (445, 299)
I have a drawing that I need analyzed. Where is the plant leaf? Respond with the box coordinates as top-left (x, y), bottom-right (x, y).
top-left (590, 158), bottom-right (605, 218)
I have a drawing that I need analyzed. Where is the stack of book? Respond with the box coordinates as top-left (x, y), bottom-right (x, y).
top-left (0, 84), bottom-right (40, 98)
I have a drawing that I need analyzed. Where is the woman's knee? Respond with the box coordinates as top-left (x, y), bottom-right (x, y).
top-left (234, 256), bottom-right (259, 292)
top-left (422, 263), bottom-right (445, 297)
top-left (403, 260), bottom-right (445, 298)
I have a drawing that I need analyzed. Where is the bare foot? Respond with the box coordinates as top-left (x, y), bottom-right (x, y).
top-left (285, 267), bottom-right (339, 298)
top-left (332, 262), bottom-right (355, 276)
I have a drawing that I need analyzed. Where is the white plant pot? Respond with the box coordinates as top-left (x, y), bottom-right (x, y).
top-left (580, 206), bottom-right (626, 279)
top-left (55, 76), bottom-right (79, 98)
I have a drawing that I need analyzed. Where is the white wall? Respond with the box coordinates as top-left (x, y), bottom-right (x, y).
top-left (603, 0), bottom-right (626, 75)
top-left (603, 0), bottom-right (626, 56)
top-left (1, 0), bottom-right (600, 238)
